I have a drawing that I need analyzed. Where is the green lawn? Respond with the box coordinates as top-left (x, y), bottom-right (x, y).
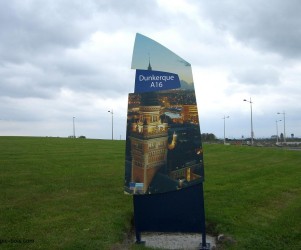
top-left (204, 144), bottom-right (301, 249)
top-left (0, 137), bottom-right (300, 249)
top-left (0, 137), bottom-right (132, 250)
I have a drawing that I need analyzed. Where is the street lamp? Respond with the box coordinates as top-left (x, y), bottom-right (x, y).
top-left (277, 111), bottom-right (286, 142)
top-left (108, 110), bottom-right (114, 140)
top-left (276, 119), bottom-right (282, 143)
top-left (222, 115), bottom-right (230, 144)
top-left (73, 116), bottom-right (76, 138)
top-left (243, 98), bottom-right (254, 145)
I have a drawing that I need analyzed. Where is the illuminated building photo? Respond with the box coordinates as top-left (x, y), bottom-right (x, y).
top-left (124, 89), bottom-right (204, 195)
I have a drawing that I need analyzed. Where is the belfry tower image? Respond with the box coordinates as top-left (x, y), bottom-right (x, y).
top-left (130, 91), bottom-right (168, 193)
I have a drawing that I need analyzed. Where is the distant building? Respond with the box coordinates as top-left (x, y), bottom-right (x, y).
top-left (182, 105), bottom-right (199, 124)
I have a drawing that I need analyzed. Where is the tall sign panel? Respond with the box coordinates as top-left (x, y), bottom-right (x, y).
top-left (124, 33), bottom-right (208, 249)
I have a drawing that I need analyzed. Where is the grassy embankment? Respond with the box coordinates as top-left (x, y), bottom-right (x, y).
top-left (0, 137), bottom-right (132, 250)
top-left (0, 137), bottom-right (300, 249)
top-left (204, 144), bottom-right (301, 249)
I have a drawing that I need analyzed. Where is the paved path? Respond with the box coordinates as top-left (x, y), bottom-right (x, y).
top-left (136, 233), bottom-right (216, 250)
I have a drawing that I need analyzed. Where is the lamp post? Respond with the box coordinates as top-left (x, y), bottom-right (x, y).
top-left (108, 110), bottom-right (114, 140)
top-left (73, 116), bottom-right (76, 138)
top-left (223, 115), bottom-right (230, 144)
top-left (277, 111), bottom-right (286, 142)
top-left (276, 119), bottom-right (282, 143)
top-left (243, 98), bottom-right (254, 145)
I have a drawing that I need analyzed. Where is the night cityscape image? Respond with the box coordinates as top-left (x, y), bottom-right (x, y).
top-left (124, 88), bottom-right (204, 195)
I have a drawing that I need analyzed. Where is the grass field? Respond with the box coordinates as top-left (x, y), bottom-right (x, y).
top-left (204, 144), bottom-right (301, 249)
top-left (0, 137), bottom-right (300, 249)
top-left (0, 137), bottom-right (132, 250)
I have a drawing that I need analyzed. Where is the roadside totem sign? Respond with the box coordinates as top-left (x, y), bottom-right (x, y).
top-left (124, 33), bottom-right (209, 249)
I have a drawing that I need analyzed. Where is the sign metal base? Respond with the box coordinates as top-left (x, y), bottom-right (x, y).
top-left (133, 183), bottom-right (207, 247)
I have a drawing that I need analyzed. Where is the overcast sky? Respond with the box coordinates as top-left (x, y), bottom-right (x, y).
top-left (1, 0), bottom-right (301, 140)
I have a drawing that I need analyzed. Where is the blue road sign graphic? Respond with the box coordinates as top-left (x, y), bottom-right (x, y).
top-left (134, 69), bottom-right (180, 93)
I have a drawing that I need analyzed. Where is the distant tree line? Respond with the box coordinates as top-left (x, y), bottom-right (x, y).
top-left (201, 133), bottom-right (217, 141)
top-left (68, 135), bottom-right (86, 139)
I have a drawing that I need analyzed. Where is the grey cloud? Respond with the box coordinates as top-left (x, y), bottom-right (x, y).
top-left (0, 0), bottom-right (300, 138)
top-left (0, 97), bottom-right (40, 122)
top-left (0, 63), bottom-right (131, 99)
top-left (198, 0), bottom-right (301, 59)
top-left (229, 66), bottom-right (280, 85)
top-left (0, 0), bottom-right (166, 100)
top-left (0, 1), bottom-right (98, 64)
top-left (0, 63), bottom-right (57, 98)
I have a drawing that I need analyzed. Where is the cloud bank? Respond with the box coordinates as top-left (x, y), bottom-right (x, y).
top-left (0, 0), bottom-right (300, 139)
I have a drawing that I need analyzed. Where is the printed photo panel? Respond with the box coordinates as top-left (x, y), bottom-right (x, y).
top-left (125, 34), bottom-right (204, 195)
